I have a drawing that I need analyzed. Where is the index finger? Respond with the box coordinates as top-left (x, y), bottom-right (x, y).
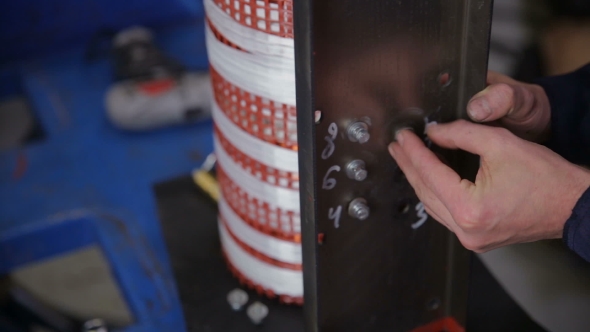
top-left (395, 129), bottom-right (470, 208)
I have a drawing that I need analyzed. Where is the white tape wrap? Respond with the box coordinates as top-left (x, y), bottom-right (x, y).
top-left (220, 196), bottom-right (301, 265)
top-left (204, 0), bottom-right (294, 58)
top-left (214, 135), bottom-right (300, 211)
top-left (206, 25), bottom-right (296, 106)
top-left (220, 222), bottom-right (303, 297)
top-left (212, 100), bottom-right (298, 173)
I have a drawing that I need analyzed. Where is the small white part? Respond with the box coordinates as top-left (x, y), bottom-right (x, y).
top-left (113, 26), bottom-right (153, 47)
top-left (247, 301), bottom-right (269, 325)
top-left (82, 318), bottom-right (108, 332)
top-left (227, 288), bottom-right (249, 311)
top-left (105, 73), bottom-right (212, 131)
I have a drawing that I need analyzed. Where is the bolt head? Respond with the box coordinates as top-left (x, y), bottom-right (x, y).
top-left (247, 301), bottom-right (269, 324)
top-left (347, 122), bottom-right (371, 143)
top-left (357, 130), bottom-right (370, 144)
top-left (355, 207), bottom-right (370, 220)
top-left (348, 198), bottom-right (370, 220)
top-left (354, 169), bottom-right (368, 181)
top-left (227, 288), bottom-right (249, 311)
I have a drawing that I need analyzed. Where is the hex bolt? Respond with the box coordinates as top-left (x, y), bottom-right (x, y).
top-left (346, 160), bottom-right (368, 181)
top-left (247, 301), bottom-right (269, 325)
top-left (347, 121), bottom-right (370, 144)
top-left (227, 288), bottom-right (249, 311)
top-left (348, 198), bottom-right (370, 220)
top-left (82, 319), bottom-right (108, 332)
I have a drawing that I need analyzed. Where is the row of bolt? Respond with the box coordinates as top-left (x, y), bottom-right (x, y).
top-left (347, 121), bottom-right (371, 220)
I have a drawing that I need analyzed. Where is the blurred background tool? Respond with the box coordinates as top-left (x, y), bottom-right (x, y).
top-left (0, 0), bottom-right (212, 331)
top-left (105, 26), bottom-right (212, 131)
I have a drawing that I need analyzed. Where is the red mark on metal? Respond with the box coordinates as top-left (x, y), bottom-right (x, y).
top-left (317, 233), bottom-right (325, 245)
top-left (409, 317), bottom-right (464, 332)
top-left (12, 153), bottom-right (28, 180)
top-left (138, 79), bottom-right (175, 96)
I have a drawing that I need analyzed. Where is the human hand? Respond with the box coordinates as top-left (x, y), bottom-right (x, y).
top-left (388, 120), bottom-right (590, 252)
top-left (467, 71), bottom-right (551, 142)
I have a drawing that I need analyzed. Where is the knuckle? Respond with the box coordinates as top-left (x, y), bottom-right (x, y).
top-left (454, 203), bottom-right (489, 231)
top-left (520, 87), bottom-right (535, 110)
top-left (493, 83), bottom-right (515, 103)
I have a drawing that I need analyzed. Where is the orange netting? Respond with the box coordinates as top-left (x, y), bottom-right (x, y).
top-left (217, 166), bottom-right (301, 242)
top-left (211, 67), bottom-right (298, 149)
top-left (215, 126), bottom-right (299, 189)
top-left (222, 252), bottom-right (304, 305)
top-left (220, 216), bottom-right (302, 270)
top-left (211, 0), bottom-right (293, 38)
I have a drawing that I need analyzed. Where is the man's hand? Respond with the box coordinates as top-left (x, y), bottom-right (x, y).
top-left (467, 71), bottom-right (551, 142)
top-left (388, 120), bottom-right (590, 252)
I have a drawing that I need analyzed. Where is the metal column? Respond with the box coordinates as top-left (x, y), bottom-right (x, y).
top-left (294, 1), bottom-right (493, 331)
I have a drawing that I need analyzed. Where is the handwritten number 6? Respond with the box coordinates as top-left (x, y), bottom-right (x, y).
top-left (322, 165), bottom-right (341, 190)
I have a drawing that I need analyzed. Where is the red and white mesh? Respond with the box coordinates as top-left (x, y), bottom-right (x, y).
top-left (204, 0), bottom-right (301, 303)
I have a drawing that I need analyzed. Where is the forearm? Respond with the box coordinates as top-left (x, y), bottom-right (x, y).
top-left (535, 63), bottom-right (590, 165)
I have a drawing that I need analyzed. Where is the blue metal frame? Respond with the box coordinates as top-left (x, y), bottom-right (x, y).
top-left (0, 21), bottom-right (213, 331)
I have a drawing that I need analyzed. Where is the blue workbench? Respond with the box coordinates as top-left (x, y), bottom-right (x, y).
top-left (0, 19), bottom-right (214, 331)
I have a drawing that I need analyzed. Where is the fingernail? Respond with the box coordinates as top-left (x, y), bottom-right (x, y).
top-left (395, 130), bottom-right (406, 145)
top-left (467, 96), bottom-right (492, 121)
top-left (388, 143), bottom-right (396, 157)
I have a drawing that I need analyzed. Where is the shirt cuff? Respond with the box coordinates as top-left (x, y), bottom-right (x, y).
top-left (563, 186), bottom-right (590, 262)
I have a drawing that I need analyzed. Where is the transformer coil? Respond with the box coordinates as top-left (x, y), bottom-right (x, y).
top-left (204, 0), bottom-right (302, 302)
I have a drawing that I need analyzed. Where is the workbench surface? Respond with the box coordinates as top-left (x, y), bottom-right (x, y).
top-left (155, 176), bottom-right (545, 332)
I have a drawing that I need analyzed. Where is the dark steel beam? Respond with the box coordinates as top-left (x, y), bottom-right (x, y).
top-left (295, 1), bottom-right (493, 331)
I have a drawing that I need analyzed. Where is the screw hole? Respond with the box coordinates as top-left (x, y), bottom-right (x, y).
top-left (426, 297), bottom-right (441, 311)
top-left (314, 110), bottom-right (322, 124)
top-left (398, 202), bottom-right (410, 214)
top-left (438, 72), bottom-right (452, 88)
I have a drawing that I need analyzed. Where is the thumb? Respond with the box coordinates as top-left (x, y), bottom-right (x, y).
top-left (467, 82), bottom-right (533, 123)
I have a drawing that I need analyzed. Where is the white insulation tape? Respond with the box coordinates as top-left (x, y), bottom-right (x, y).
top-left (204, 0), bottom-right (294, 58)
top-left (214, 135), bottom-right (300, 211)
top-left (220, 196), bottom-right (302, 265)
top-left (205, 25), bottom-right (296, 106)
top-left (212, 100), bottom-right (299, 173)
top-left (219, 222), bottom-right (303, 297)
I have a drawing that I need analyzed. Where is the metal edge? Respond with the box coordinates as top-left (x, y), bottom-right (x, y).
top-left (293, 0), bottom-right (319, 331)
top-left (448, 0), bottom-right (494, 324)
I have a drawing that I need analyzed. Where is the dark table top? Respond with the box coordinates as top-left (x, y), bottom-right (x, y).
top-left (155, 176), bottom-right (545, 332)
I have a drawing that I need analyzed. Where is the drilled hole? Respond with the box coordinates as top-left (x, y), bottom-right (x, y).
top-left (398, 202), bottom-right (410, 214)
top-left (314, 110), bottom-right (322, 124)
top-left (426, 297), bottom-right (441, 311)
top-left (438, 72), bottom-right (452, 88)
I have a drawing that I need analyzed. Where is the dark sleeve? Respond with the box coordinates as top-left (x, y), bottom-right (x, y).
top-left (563, 188), bottom-right (590, 262)
top-left (534, 63), bottom-right (590, 165)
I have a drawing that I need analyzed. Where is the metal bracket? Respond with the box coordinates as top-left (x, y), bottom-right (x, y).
top-left (295, 1), bottom-right (493, 331)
